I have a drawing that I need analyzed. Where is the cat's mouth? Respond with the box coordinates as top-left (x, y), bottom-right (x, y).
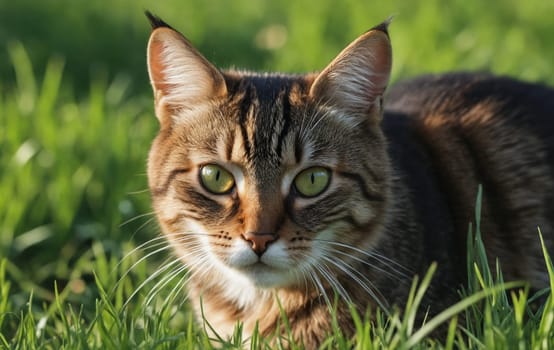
top-left (246, 260), bottom-right (275, 269)
top-left (239, 260), bottom-right (281, 274)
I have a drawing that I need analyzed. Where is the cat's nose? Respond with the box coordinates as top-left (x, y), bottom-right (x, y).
top-left (241, 232), bottom-right (278, 256)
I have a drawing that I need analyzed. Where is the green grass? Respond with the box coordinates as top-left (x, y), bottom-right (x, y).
top-left (2, 187), bottom-right (554, 348)
top-left (1, 0), bottom-right (554, 348)
top-left (2, 0), bottom-right (554, 92)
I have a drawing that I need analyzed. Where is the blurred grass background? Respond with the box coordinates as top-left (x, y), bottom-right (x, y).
top-left (2, 0), bottom-right (554, 93)
top-left (1, 0), bottom-right (554, 345)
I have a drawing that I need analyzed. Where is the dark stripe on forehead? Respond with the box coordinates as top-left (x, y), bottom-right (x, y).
top-left (276, 90), bottom-right (291, 158)
top-left (225, 127), bottom-right (235, 161)
top-left (250, 83), bottom-right (284, 166)
top-left (232, 74), bottom-right (309, 166)
top-left (238, 84), bottom-right (256, 159)
top-left (294, 134), bottom-right (303, 164)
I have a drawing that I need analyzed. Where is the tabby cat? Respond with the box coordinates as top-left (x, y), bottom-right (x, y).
top-left (145, 12), bottom-right (554, 348)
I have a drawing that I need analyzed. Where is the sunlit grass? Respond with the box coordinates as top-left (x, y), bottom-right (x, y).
top-left (1, 0), bottom-right (553, 91)
top-left (0, 43), bottom-right (158, 347)
top-left (2, 203), bottom-right (554, 348)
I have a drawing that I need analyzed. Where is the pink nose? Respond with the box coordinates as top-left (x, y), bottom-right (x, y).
top-left (241, 232), bottom-right (278, 256)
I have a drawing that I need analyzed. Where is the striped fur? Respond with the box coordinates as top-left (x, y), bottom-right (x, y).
top-left (145, 12), bottom-right (554, 348)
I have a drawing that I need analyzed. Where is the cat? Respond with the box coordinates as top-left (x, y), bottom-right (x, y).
top-left (144, 11), bottom-right (554, 348)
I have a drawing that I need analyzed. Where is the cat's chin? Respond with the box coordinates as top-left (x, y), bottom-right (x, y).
top-left (235, 263), bottom-right (296, 289)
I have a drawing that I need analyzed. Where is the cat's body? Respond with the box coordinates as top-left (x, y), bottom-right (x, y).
top-left (145, 13), bottom-right (554, 348)
top-left (385, 73), bottom-right (554, 290)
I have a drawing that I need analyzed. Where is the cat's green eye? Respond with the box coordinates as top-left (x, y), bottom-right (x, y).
top-left (294, 167), bottom-right (331, 197)
top-left (200, 164), bottom-right (235, 194)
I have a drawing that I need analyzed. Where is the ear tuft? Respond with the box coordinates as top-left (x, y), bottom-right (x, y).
top-left (309, 25), bottom-right (392, 124)
top-left (370, 17), bottom-right (393, 35)
top-left (145, 11), bottom-right (173, 30)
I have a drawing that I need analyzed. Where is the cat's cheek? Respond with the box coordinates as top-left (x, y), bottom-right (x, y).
top-left (350, 200), bottom-right (376, 226)
top-left (324, 192), bottom-right (379, 229)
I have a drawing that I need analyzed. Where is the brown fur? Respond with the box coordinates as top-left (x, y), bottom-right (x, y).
top-left (144, 12), bottom-right (554, 348)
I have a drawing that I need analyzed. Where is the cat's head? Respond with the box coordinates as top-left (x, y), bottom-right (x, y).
top-left (146, 13), bottom-right (392, 291)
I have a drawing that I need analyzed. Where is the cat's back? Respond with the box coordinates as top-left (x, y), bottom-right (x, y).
top-left (385, 72), bottom-right (554, 146)
top-left (382, 72), bottom-right (554, 288)
top-left (383, 72), bottom-right (554, 183)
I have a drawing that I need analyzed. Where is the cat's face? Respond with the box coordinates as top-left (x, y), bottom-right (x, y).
top-left (146, 21), bottom-right (392, 291)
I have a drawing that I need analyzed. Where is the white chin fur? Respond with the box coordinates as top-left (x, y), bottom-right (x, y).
top-left (219, 239), bottom-right (299, 288)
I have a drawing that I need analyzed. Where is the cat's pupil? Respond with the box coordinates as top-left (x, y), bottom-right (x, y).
top-left (216, 170), bottom-right (220, 181)
top-left (310, 173), bottom-right (315, 184)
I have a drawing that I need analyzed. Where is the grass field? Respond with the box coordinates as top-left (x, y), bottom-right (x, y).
top-left (1, 0), bottom-right (554, 348)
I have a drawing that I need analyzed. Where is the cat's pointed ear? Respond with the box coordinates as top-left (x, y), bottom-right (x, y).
top-left (309, 22), bottom-right (392, 124)
top-left (146, 13), bottom-right (227, 122)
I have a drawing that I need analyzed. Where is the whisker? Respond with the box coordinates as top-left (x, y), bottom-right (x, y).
top-left (151, 255), bottom-right (217, 311)
top-left (119, 211), bottom-right (156, 228)
top-left (313, 238), bottom-right (413, 277)
top-left (320, 246), bottom-right (407, 283)
top-left (315, 258), bottom-right (352, 304)
top-left (127, 188), bottom-right (151, 195)
top-left (124, 257), bottom-right (186, 307)
top-left (320, 253), bottom-right (390, 312)
top-left (308, 269), bottom-right (332, 309)
top-left (113, 235), bottom-right (171, 277)
top-left (114, 233), bottom-right (192, 275)
top-left (145, 262), bottom-right (191, 307)
top-left (296, 261), bottom-right (311, 299)
top-left (129, 217), bottom-right (159, 241)
top-left (290, 254), bottom-right (318, 296)
top-left (114, 231), bottom-right (196, 277)
top-left (315, 239), bottom-right (412, 273)
top-left (114, 228), bottom-right (214, 312)
top-left (142, 242), bottom-right (214, 305)
top-left (163, 271), bottom-right (192, 309)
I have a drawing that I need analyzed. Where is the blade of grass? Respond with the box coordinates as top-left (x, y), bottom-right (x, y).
top-left (405, 281), bottom-right (523, 347)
